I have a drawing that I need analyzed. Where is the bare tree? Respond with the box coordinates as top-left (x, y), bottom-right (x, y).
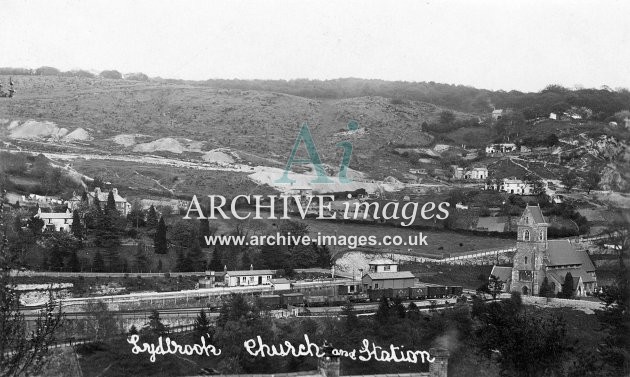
top-left (0, 190), bottom-right (63, 377)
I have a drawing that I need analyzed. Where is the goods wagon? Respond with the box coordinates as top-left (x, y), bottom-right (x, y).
top-left (408, 286), bottom-right (427, 300)
top-left (281, 293), bottom-right (304, 307)
top-left (387, 288), bottom-right (409, 298)
top-left (257, 295), bottom-right (281, 309)
top-left (448, 286), bottom-right (463, 297)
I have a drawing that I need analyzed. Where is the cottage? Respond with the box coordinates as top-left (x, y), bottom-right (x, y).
top-left (35, 208), bottom-right (74, 232)
top-left (492, 109), bottom-right (504, 121)
top-left (549, 112), bottom-right (558, 120)
top-left (490, 205), bottom-right (597, 296)
top-left (485, 177), bottom-right (540, 195)
top-left (224, 267), bottom-right (274, 287)
top-left (68, 187), bottom-right (131, 216)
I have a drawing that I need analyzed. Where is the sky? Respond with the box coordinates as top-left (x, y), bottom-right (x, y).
top-left (1, 0), bottom-right (629, 92)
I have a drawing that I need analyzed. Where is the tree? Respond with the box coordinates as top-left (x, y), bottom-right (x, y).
top-left (561, 272), bottom-right (574, 299)
top-left (208, 246), bottom-right (223, 271)
top-left (539, 276), bottom-right (553, 298)
top-left (134, 242), bottom-right (150, 273)
top-left (488, 274), bottom-right (504, 300)
top-left (127, 200), bottom-right (145, 228)
top-left (561, 171), bottom-right (579, 192)
top-left (582, 169), bottom-right (601, 194)
top-left (440, 110), bottom-right (455, 125)
top-left (85, 301), bottom-right (119, 340)
top-left (375, 297), bottom-right (391, 324)
top-left (524, 172), bottom-right (545, 195)
top-left (474, 294), bottom-right (572, 377)
top-left (341, 301), bottom-right (358, 331)
top-left (92, 250), bottom-right (105, 272)
top-left (143, 310), bottom-right (168, 339)
top-left (0, 190), bottom-right (63, 377)
top-left (146, 205), bottom-right (158, 230)
top-left (153, 217), bottom-right (168, 254)
top-left (193, 309), bottom-right (213, 342)
top-left (99, 70), bottom-right (122, 79)
top-left (70, 210), bottom-right (83, 240)
top-left (68, 250), bottom-right (81, 272)
top-left (593, 221), bottom-right (630, 376)
top-left (187, 237), bottom-right (205, 271)
top-left (407, 301), bottom-right (420, 321)
top-left (392, 296), bottom-right (406, 319)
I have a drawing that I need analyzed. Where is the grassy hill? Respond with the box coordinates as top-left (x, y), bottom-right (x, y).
top-left (0, 75), bottom-right (481, 179)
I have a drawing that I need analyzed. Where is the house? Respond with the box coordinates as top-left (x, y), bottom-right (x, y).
top-left (362, 271), bottom-right (416, 290)
top-left (68, 187), bottom-right (131, 216)
top-left (224, 267), bottom-right (274, 287)
top-left (520, 145), bottom-right (531, 153)
top-left (485, 143), bottom-right (517, 154)
top-left (35, 207), bottom-right (74, 232)
top-left (368, 258), bottom-right (398, 273)
top-left (485, 177), bottom-right (544, 195)
top-left (409, 168), bottom-right (428, 175)
top-left (362, 259), bottom-right (415, 290)
top-left (549, 112), bottom-right (558, 120)
top-left (452, 166), bottom-right (488, 180)
top-left (270, 278), bottom-right (292, 291)
top-left (492, 109), bottom-right (504, 121)
top-left (490, 205), bottom-right (597, 296)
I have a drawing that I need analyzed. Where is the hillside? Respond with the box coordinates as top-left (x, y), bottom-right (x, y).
top-left (0, 75), bottom-right (475, 180)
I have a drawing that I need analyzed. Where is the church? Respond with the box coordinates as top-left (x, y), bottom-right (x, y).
top-left (490, 205), bottom-right (597, 297)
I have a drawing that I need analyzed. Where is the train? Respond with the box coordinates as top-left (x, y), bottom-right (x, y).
top-left (366, 285), bottom-right (462, 302)
top-left (204, 282), bottom-right (463, 311)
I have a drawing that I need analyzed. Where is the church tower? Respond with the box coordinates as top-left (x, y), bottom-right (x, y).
top-left (511, 205), bottom-right (549, 295)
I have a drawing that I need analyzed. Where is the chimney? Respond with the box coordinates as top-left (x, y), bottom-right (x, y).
top-left (429, 347), bottom-right (450, 377)
top-left (224, 265), bottom-right (227, 272)
top-left (250, 264), bottom-right (253, 271)
top-left (112, 188), bottom-right (118, 196)
top-left (317, 342), bottom-right (340, 377)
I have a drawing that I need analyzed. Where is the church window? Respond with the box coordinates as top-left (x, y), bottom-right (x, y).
top-left (539, 230), bottom-right (545, 241)
top-left (519, 270), bottom-right (533, 281)
top-left (523, 229), bottom-right (530, 241)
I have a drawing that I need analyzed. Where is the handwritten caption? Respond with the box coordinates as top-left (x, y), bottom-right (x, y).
top-left (128, 334), bottom-right (434, 364)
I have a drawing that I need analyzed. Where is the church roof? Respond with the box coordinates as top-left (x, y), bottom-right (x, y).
top-left (490, 266), bottom-right (512, 282)
top-left (525, 205), bottom-right (546, 224)
top-left (546, 240), bottom-right (595, 271)
top-left (547, 268), bottom-right (594, 284)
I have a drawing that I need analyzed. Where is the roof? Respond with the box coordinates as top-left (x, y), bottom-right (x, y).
top-left (492, 109), bottom-right (503, 114)
top-left (546, 240), bottom-right (595, 271)
top-left (36, 209), bottom-right (72, 219)
top-left (368, 258), bottom-right (397, 265)
top-left (363, 271), bottom-right (415, 280)
top-left (519, 205), bottom-right (547, 225)
top-left (547, 268), bottom-right (593, 284)
top-left (225, 270), bottom-right (274, 277)
top-left (490, 266), bottom-right (512, 282)
top-left (476, 217), bottom-right (507, 232)
top-left (270, 278), bottom-right (291, 284)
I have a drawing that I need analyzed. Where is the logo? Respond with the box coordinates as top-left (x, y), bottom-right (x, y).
top-left (275, 120), bottom-right (358, 184)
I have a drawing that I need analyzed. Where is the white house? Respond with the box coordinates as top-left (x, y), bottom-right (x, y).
top-left (485, 143), bottom-right (517, 154)
top-left (485, 177), bottom-right (544, 195)
top-left (35, 208), bottom-right (74, 232)
top-left (549, 113), bottom-right (558, 120)
top-left (224, 268), bottom-right (274, 287)
top-left (368, 258), bottom-right (399, 273)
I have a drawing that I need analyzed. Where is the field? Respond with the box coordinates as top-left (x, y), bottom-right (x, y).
top-left (296, 217), bottom-right (515, 255)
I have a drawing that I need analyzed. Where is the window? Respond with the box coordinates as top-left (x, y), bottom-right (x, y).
top-left (375, 283), bottom-right (379, 289)
top-left (524, 256), bottom-right (528, 265)
top-left (539, 230), bottom-right (545, 241)
top-left (523, 229), bottom-right (530, 241)
top-left (519, 270), bottom-right (533, 281)
top-left (383, 265), bottom-right (391, 271)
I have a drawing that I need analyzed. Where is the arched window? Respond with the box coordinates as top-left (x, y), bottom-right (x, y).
top-left (523, 229), bottom-right (530, 241)
top-left (539, 230), bottom-right (545, 241)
